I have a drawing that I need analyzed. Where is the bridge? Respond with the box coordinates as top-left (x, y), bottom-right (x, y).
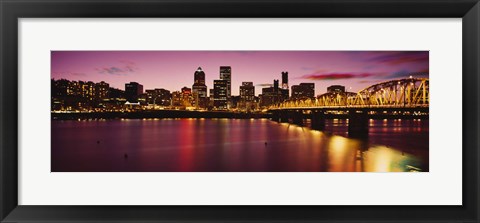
top-left (268, 77), bottom-right (429, 138)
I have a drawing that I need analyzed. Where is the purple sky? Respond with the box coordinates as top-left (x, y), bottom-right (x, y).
top-left (51, 51), bottom-right (428, 96)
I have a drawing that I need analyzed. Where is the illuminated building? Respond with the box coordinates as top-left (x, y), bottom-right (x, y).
top-left (260, 79), bottom-right (282, 107)
top-left (181, 86), bottom-right (192, 107)
top-left (327, 85), bottom-right (346, 94)
top-left (220, 66), bottom-right (231, 100)
top-left (239, 82), bottom-right (255, 110)
top-left (146, 88), bottom-right (171, 106)
top-left (281, 71), bottom-right (289, 100)
top-left (95, 81), bottom-right (109, 101)
top-left (171, 91), bottom-right (183, 107)
top-left (213, 79), bottom-right (227, 110)
top-left (192, 67), bottom-right (208, 109)
top-left (291, 83), bottom-right (315, 99)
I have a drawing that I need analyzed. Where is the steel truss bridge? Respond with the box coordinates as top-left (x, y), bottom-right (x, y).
top-left (270, 78), bottom-right (429, 109)
top-left (267, 78), bottom-right (429, 138)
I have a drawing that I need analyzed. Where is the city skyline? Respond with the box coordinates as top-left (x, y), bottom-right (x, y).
top-left (51, 51), bottom-right (429, 96)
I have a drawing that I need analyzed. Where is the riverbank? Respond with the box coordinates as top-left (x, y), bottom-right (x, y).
top-left (51, 110), bottom-right (270, 120)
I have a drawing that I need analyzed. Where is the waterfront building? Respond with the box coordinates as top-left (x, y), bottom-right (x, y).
top-left (213, 79), bottom-right (227, 110)
top-left (219, 66), bottom-right (232, 100)
top-left (209, 89), bottom-right (215, 109)
top-left (125, 82), bottom-right (143, 103)
top-left (260, 80), bottom-right (282, 107)
top-left (291, 83), bottom-right (315, 99)
top-left (239, 82), bottom-right (255, 110)
top-left (171, 91), bottom-right (183, 107)
top-left (181, 86), bottom-right (192, 107)
top-left (95, 81), bottom-right (109, 101)
top-left (327, 85), bottom-right (346, 94)
top-left (231, 96), bottom-right (241, 109)
top-left (146, 88), bottom-right (171, 106)
top-left (192, 67), bottom-right (208, 109)
top-left (281, 71), bottom-right (289, 100)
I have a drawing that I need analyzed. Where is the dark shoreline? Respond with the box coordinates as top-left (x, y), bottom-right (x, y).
top-left (51, 110), bottom-right (270, 120)
top-left (51, 110), bottom-right (429, 120)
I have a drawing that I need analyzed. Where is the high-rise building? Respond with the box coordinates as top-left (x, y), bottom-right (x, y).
top-left (192, 67), bottom-right (208, 109)
top-left (291, 83), bottom-right (315, 99)
top-left (239, 82), bottom-right (255, 110)
top-left (220, 66), bottom-right (231, 99)
top-left (81, 81), bottom-right (96, 101)
top-left (327, 85), bottom-right (346, 94)
top-left (260, 79), bottom-right (283, 107)
top-left (194, 67), bottom-right (206, 85)
top-left (213, 79), bottom-right (227, 110)
top-left (125, 82), bottom-right (143, 103)
top-left (95, 81), bottom-right (110, 101)
top-left (240, 82), bottom-right (255, 102)
top-left (281, 71), bottom-right (289, 100)
top-left (209, 89), bottom-right (215, 108)
top-left (281, 71), bottom-right (289, 90)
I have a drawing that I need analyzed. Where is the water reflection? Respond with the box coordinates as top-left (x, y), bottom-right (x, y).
top-left (51, 118), bottom-right (427, 172)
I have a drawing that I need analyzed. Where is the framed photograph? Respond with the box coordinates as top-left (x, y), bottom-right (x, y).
top-left (1, 0), bottom-right (479, 222)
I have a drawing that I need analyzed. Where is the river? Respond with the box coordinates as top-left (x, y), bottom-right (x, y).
top-left (51, 118), bottom-right (428, 172)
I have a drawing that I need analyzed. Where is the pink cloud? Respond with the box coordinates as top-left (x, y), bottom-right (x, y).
top-left (302, 72), bottom-right (375, 80)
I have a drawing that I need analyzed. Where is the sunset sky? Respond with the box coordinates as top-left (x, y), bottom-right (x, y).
top-left (51, 51), bottom-right (429, 96)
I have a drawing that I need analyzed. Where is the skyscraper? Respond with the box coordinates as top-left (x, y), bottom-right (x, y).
top-left (220, 66), bottom-right (231, 99)
top-left (240, 82), bottom-right (255, 111)
top-left (192, 67), bottom-right (208, 109)
top-left (281, 71), bottom-right (289, 100)
top-left (125, 82), bottom-right (143, 103)
top-left (240, 82), bottom-right (255, 102)
top-left (281, 71), bottom-right (289, 90)
top-left (194, 67), bottom-right (206, 85)
top-left (213, 79), bottom-right (227, 110)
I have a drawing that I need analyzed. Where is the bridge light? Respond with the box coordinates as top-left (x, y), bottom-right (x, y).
top-left (409, 75), bottom-right (413, 79)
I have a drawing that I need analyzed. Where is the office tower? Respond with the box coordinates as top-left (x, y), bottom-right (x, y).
top-left (291, 83), bottom-right (315, 99)
top-left (220, 66), bottom-right (231, 99)
top-left (125, 82), bottom-right (143, 103)
top-left (194, 67), bottom-right (206, 85)
top-left (213, 79), bottom-right (227, 110)
top-left (192, 67), bottom-right (208, 109)
top-left (281, 71), bottom-right (289, 100)
top-left (240, 82), bottom-right (255, 102)
top-left (240, 82), bottom-right (255, 111)
top-left (281, 71), bottom-right (288, 90)
top-left (260, 79), bottom-right (282, 107)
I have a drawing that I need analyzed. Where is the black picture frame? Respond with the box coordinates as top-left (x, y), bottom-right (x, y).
top-left (1, 0), bottom-right (479, 222)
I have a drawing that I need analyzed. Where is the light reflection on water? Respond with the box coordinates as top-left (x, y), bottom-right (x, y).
top-left (51, 118), bottom-right (427, 172)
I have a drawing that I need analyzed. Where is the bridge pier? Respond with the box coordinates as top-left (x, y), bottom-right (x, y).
top-left (311, 110), bottom-right (325, 131)
top-left (271, 111), bottom-right (280, 122)
top-left (291, 111), bottom-right (304, 126)
top-left (279, 111), bottom-right (289, 123)
top-left (348, 109), bottom-right (369, 138)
